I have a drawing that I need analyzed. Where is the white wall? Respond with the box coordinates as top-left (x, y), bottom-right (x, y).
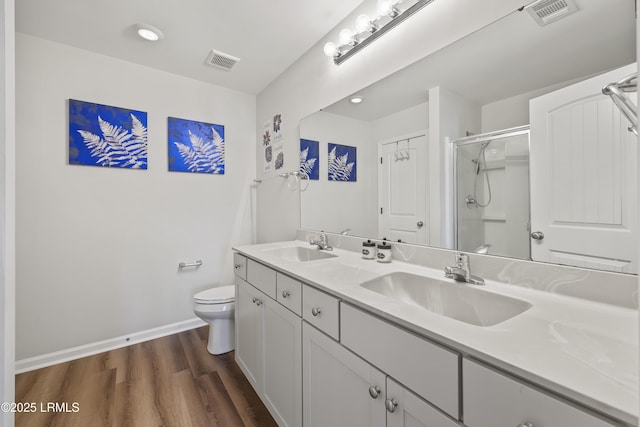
top-left (430, 86), bottom-right (481, 249)
top-left (15, 34), bottom-right (256, 360)
top-left (300, 111), bottom-right (376, 237)
top-left (255, 0), bottom-right (519, 243)
top-left (370, 102), bottom-right (429, 142)
top-left (1, 0), bottom-right (15, 424)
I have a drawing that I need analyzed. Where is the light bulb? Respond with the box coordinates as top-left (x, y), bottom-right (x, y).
top-left (350, 96), bottom-right (364, 104)
top-left (356, 14), bottom-right (372, 33)
top-left (377, 0), bottom-right (394, 15)
top-left (339, 29), bottom-right (355, 45)
top-left (323, 42), bottom-right (338, 57)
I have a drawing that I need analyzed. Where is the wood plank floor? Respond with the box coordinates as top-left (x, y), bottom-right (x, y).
top-left (15, 327), bottom-right (278, 427)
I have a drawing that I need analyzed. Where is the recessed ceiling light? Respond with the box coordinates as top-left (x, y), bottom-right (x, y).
top-left (136, 24), bottom-right (164, 41)
top-left (350, 96), bottom-right (364, 104)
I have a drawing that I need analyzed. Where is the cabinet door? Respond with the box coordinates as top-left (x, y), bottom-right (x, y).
top-left (263, 296), bottom-right (302, 427)
top-left (303, 322), bottom-right (385, 427)
top-left (386, 378), bottom-right (461, 427)
top-left (235, 278), bottom-right (264, 392)
top-left (463, 359), bottom-right (617, 427)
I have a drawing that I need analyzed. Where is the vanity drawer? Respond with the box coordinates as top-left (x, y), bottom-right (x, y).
top-left (276, 273), bottom-right (302, 316)
top-left (246, 259), bottom-right (276, 299)
top-left (340, 303), bottom-right (460, 419)
top-left (302, 284), bottom-right (340, 340)
top-left (463, 359), bottom-right (617, 427)
top-left (233, 253), bottom-right (247, 280)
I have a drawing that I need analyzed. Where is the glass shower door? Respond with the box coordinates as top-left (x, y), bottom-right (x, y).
top-left (454, 128), bottom-right (530, 260)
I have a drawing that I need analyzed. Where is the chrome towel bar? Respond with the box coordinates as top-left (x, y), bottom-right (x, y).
top-left (602, 73), bottom-right (638, 136)
top-left (179, 260), bottom-right (203, 269)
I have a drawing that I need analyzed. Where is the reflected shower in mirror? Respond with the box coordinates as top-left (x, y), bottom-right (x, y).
top-left (299, 0), bottom-right (637, 274)
top-left (453, 127), bottom-right (530, 260)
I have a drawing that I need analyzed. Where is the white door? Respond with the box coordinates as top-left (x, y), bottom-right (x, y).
top-left (302, 322), bottom-right (386, 427)
top-left (378, 135), bottom-right (428, 244)
top-left (529, 63), bottom-right (638, 273)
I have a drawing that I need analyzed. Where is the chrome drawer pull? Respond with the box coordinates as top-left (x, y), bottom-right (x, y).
top-left (385, 398), bottom-right (398, 413)
top-left (368, 385), bottom-right (381, 399)
top-left (255, 298), bottom-right (263, 306)
top-left (234, 263), bottom-right (242, 269)
top-left (282, 290), bottom-right (290, 298)
top-left (311, 307), bottom-right (321, 317)
top-left (518, 423), bottom-right (534, 427)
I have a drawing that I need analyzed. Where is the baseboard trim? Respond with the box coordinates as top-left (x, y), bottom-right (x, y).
top-left (15, 318), bottom-right (207, 374)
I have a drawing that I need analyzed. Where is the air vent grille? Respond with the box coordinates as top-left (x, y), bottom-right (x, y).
top-left (527, 0), bottom-right (578, 26)
top-left (205, 50), bottom-right (240, 71)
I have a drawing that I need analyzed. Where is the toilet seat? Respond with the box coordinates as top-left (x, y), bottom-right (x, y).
top-left (194, 285), bottom-right (235, 304)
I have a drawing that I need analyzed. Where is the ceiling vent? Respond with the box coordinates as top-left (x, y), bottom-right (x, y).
top-left (205, 50), bottom-right (240, 71)
top-left (526, 0), bottom-right (578, 26)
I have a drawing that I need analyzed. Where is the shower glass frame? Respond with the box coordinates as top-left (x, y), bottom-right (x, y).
top-left (451, 125), bottom-right (531, 259)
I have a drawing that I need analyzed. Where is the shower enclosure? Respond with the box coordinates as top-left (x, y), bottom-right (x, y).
top-left (453, 126), bottom-right (531, 260)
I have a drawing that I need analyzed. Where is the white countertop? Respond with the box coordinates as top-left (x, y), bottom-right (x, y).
top-left (234, 240), bottom-right (639, 425)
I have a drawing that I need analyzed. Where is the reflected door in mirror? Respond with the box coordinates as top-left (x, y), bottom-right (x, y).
top-left (530, 63), bottom-right (638, 273)
top-left (378, 135), bottom-right (428, 244)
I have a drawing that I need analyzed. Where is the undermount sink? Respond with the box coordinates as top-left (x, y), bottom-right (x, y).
top-left (360, 272), bottom-right (531, 327)
top-left (264, 246), bottom-right (338, 262)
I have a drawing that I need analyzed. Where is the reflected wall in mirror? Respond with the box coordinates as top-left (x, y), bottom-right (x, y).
top-left (299, 0), bottom-right (637, 274)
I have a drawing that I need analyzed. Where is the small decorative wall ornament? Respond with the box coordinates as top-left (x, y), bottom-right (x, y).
top-left (275, 152), bottom-right (284, 170)
top-left (263, 119), bottom-right (272, 172)
top-left (69, 99), bottom-right (148, 169)
top-left (273, 114), bottom-right (282, 133)
top-left (272, 113), bottom-right (284, 170)
top-left (168, 117), bottom-right (225, 174)
top-left (328, 143), bottom-right (357, 182)
top-left (300, 139), bottom-right (319, 180)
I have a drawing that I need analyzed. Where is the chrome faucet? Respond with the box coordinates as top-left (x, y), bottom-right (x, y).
top-left (309, 233), bottom-right (333, 251)
top-left (444, 252), bottom-right (484, 285)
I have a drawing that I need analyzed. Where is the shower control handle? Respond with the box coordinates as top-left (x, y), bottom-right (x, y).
top-left (417, 221), bottom-right (424, 228)
top-left (530, 231), bottom-right (544, 240)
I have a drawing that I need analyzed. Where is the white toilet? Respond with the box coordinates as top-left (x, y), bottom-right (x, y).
top-left (193, 285), bottom-right (235, 355)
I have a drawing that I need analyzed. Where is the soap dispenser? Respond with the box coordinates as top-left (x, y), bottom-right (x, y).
top-left (362, 240), bottom-right (376, 260)
top-left (376, 239), bottom-right (392, 263)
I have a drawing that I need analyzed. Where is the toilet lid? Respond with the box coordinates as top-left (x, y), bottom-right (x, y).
top-left (194, 285), bottom-right (235, 304)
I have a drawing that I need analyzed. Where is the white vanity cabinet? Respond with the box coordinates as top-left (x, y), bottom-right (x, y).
top-left (234, 259), bottom-right (302, 427)
top-left (233, 251), bottom-right (627, 427)
top-left (463, 359), bottom-right (618, 427)
top-left (340, 303), bottom-right (461, 419)
top-left (302, 318), bottom-right (461, 427)
top-left (302, 321), bottom-right (386, 427)
top-left (235, 277), bottom-right (263, 390)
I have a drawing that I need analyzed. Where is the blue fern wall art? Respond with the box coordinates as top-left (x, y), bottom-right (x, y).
top-left (300, 139), bottom-right (319, 180)
top-left (69, 99), bottom-right (148, 169)
top-left (328, 143), bottom-right (357, 182)
top-left (168, 117), bottom-right (225, 174)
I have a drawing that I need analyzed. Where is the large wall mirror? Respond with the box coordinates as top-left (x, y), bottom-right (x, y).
top-left (300, 0), bottom-right (637, 274)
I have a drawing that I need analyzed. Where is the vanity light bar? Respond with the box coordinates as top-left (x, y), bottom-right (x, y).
top-left (327, 0), bottom-right (436, 66)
